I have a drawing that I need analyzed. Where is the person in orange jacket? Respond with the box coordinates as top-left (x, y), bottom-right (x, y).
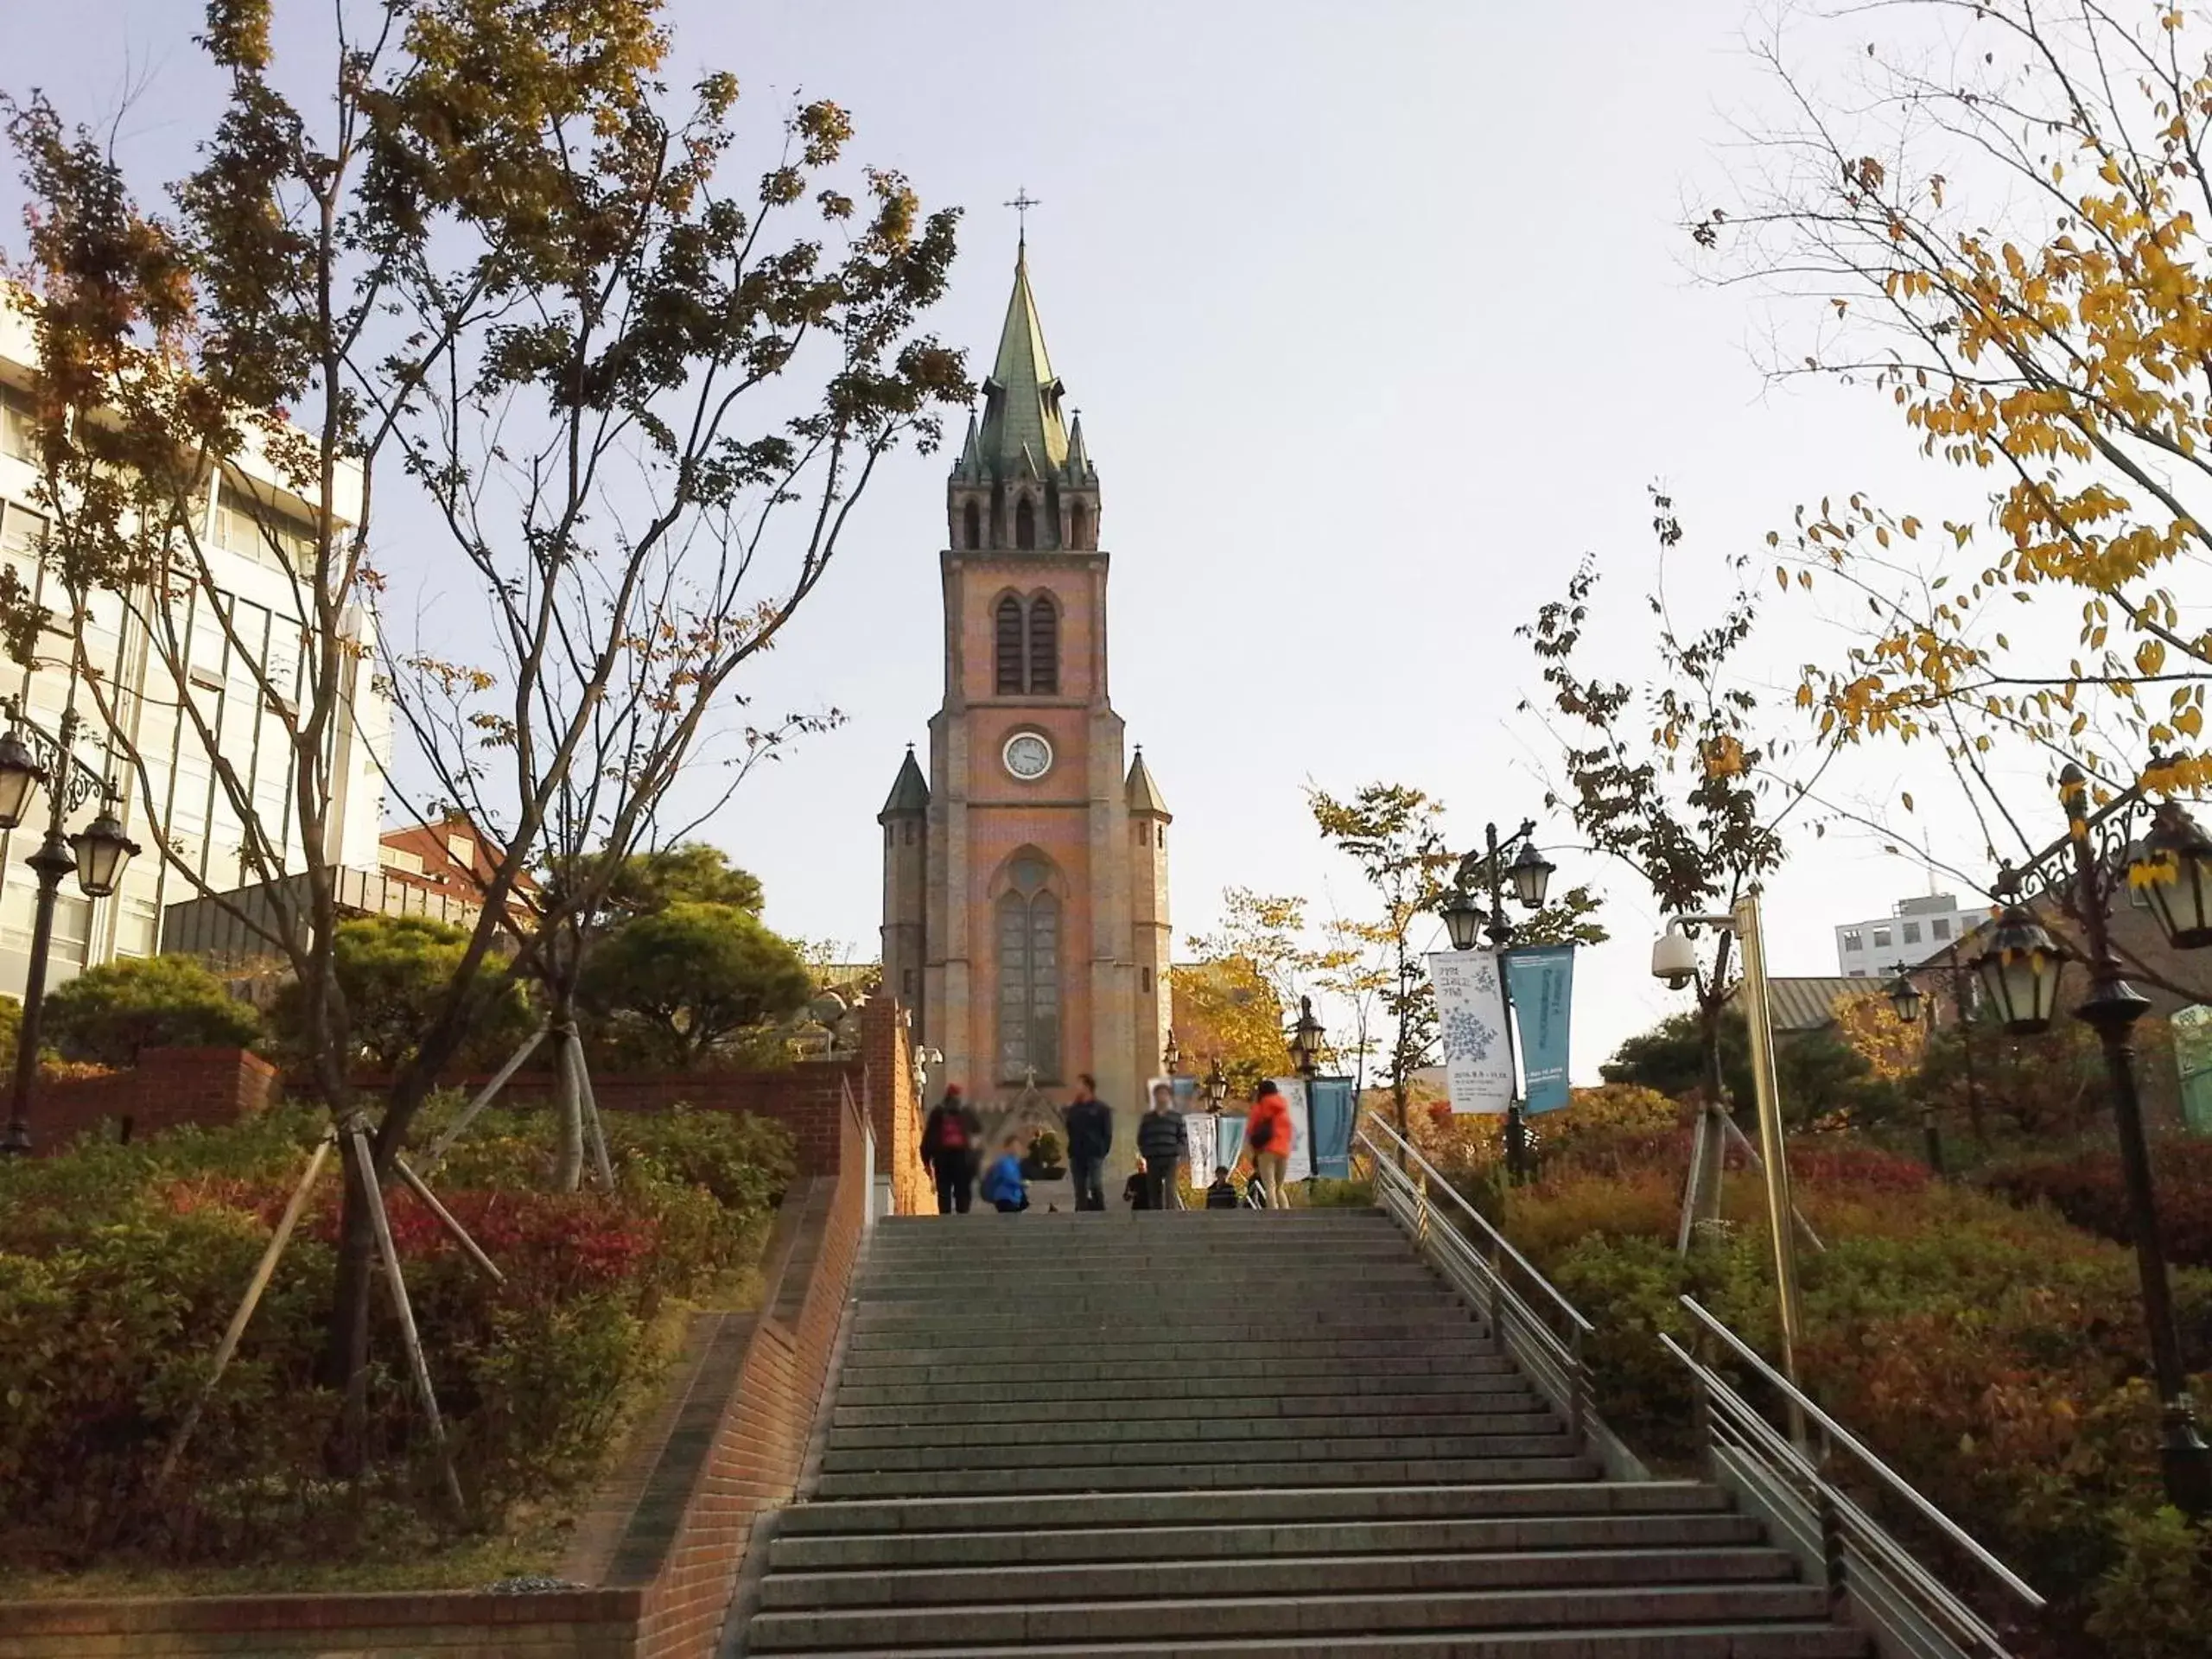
top-left (1245, 1079), bottom-right (1294, 1209)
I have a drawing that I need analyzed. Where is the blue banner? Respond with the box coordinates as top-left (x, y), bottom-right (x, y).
top-left (1504, 945), bottom-right (1576, 1115)
top-left (1307, 1077), bottom-right (1357, 1179)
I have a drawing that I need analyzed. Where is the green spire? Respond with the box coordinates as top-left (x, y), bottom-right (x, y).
top-left (975, 242), bottom-right (1069, 477)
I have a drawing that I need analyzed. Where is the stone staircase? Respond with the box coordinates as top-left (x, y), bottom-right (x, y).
top-left (740, 1209), bottom-right (1869, 1656)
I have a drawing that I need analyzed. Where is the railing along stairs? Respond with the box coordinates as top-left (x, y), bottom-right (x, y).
top-left (1351, 1109), bottom-right (2046, 1659)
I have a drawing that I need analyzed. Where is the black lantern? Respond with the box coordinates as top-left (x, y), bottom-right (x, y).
top-left (1509, 840), bottom-right (1555, 909)
top-left (0, 727), bottom-right (44, 832)
top-left (2138, 803), bottom-right (2212, 951)
top-left (1885, 968), bottom-right (1923, 1025)
top-left (1440, 885), bottom-right (1484, 951)
top-left (1203, 1058), bottom-right (1229, 1108)
top-left (69, 804), bottom-right (139, 899)
top-left (1973, 903), bottom-right (2065, 1035)
top-left (1161, 1029), bottom-right (1182, 1075)
top-left (1290, 995), bottom-right (1325, 1075)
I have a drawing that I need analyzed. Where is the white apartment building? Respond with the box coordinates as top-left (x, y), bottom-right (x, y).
top-left (1834, 893), bottom-right (1986, 978)
top-left (0, 305), bottom-right (390, 998)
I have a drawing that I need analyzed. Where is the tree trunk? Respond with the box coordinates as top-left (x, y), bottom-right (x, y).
top-left (552, 1016), bottom-right (584, 1193)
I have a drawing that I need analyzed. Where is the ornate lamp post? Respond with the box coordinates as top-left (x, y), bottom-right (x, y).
top-left (1977, 763), bottom-right (2212, 1519)
top-left (0, 698), bottom-right (139, 1155)
top-left (1161, 1029), bottom-right (1182, 1076)
top-left (1883, 962), bottom-right (1944, 1176)
top-left (1289, 995), bottom-right (1325, 1081)
top-left (1202, 1056), bottom-right (1229, 1112)
top-left (1440, 818), bottom-right (1554, 1182)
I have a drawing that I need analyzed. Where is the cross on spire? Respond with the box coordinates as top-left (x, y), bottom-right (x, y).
top-left (1005, 187), bottom-right (1041, 246)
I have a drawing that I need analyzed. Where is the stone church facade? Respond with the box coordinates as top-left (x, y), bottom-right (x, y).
top-left (879, 240), bottom-right (1171, 1129)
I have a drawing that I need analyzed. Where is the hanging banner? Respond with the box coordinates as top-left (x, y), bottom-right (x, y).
top-left (1217, 1113), bottom-right (1247, 1169)
top-left (1504, 944), bottom-right (1576, 1115)
top-left (1428, 950), bottom-right (1514, 1114)
top-left (1274, 1079), bottom-right (1315, 1182)
top-left (1183, 1109), bottom-right (1218, 1188)
top-left (1306, 1077), bottom-right (1357, 1179)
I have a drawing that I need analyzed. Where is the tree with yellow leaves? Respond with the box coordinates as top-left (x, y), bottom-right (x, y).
top-left (1700, 0), bottom-right (2212, 812)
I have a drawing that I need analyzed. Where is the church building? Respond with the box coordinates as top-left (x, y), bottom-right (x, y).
top-left (879, 239), bottom-right (1171, 1125)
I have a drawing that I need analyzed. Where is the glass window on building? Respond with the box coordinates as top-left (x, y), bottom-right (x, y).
top-left (114, 896), bottom-right (159, 958)
top-left (1933, 918), bottom-right (1951, 940)
top-left (1872, 927), bottom-right (1891, 948)
top-left (216, 485), bottom-right (320, 574)
top-left (1904, 921), bottom-right (1921, 944)
top-left (0, 383), bottom-right (37, 462)
top-left (1841, 928), bottom-right (1864, 951)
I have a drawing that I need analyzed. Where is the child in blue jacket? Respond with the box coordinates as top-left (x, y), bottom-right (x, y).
top-left (980, 1135), bottom-right (1029, 1213)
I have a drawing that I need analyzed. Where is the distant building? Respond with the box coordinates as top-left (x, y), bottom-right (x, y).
top-left (0, 299), bottom-right (389, 995)
top-left (1834, 893), bottom-right (1985, 977)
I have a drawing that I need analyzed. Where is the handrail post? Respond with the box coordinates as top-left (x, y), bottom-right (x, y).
top-left (1815, 1473), bottom-right (1849, 1615)
top-left (1414, 1170), bottom-right (1430, 1250)
top-left (1568, 1325), bottom-right (1588, 1447)
top-left (1688, 1360), bottom-right (1714, 1478)
top-left (1486, 1237), bottom-right (1506, 1343)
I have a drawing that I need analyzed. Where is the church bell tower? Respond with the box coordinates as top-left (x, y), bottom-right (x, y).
top-left (880, 238), bottom-right (1171, 1128)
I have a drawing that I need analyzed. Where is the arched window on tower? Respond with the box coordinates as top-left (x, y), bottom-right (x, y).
top-left (996, 857), bottom-right (1061, 1082)
top-left (1069, 499), bottom-right (1090, 550)
top-left (1027, 595), bottom-right (1058, 696)
top-left (995, 596), bottom-right (1024, 694)
top-left (962, 499), bottom-right (982, 550)
top-left (1014, 496), bottom-right (1036, 550)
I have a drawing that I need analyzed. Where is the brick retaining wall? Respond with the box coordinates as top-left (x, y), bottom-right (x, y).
top-left (30, 1046), bottom-right (280, 1151)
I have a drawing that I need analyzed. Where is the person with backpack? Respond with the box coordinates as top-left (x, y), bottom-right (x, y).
top-left (1064, 1074), bottom-right (1114, 1212)
top-left (979, 1135), bottom-right (1030, 1213)
top-left (920, 1085), bottom-right (982, 1214)
top-left (1204, 1165), bottom-right (1242, 1210)
top-left (1135, 1083), bottom-right (1189, 1211)
top-left (1245, 1079), bottom-right (1294, 1209)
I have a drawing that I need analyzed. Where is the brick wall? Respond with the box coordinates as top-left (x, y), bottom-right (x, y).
top-left (859, 995), bottom-right (929, 1215)
top-left (31, 1046), bottom-right (280, 1152)
top-left (0, 1586), bottom-right (642, 1656)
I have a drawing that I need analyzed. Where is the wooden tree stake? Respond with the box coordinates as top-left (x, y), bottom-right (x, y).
top-left (420, 1022), bottom-right (549, 1173)
top-left (391, 1155), bottom-right (505, 1284)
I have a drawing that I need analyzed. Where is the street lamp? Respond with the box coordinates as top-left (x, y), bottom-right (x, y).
top-left (0, 698), bottom-right (138, 1157)
top-left (1161, 1029), bottom-right (1182, 1076)
top-left (1440, 817), bottom-right (1556, 1183)
top-left (1203, 1057), bottom-right (1229, 1110)
top-left (1290, 995), bottom-right (1325, 1078)
top-left (1654, 889), bottom-right (1808, 1414)
top-left (1883, 960), bottom-right (1944, 1176)
top-left (1980, 763), bottom-right (2212, 1520)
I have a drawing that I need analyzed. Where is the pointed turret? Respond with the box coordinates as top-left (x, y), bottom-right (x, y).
top-left (1125, 747), bottom-right (1170, 819)
top-left (1064, 411), bottom-right (1095, 486)
top-left (955, 412), bottom-right (982, 482)
top-left (879, 745), bottom-right (931, 821)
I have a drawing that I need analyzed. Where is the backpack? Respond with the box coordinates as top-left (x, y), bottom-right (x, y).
top-left (938, 1110), bottom-right (969, 1152)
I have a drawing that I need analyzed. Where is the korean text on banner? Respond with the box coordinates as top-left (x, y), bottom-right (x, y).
top-left (1427, 950), bottom-right (1513, 1115)
top-left (1183, 1109), bottom-right (1218, 1187)
top-left (1504, 945), bottom-right (1576, 1115)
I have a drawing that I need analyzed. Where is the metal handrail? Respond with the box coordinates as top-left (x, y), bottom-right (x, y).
top-left (1676, 1296), bottom-right (2044, 1612)
top-left (1356, 1109), bottom-right (1592, 1335)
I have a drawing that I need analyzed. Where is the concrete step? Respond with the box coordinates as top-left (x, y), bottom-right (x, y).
top-left (832, 1363), bottom-right (1524, 1407)
top-left (734, 1629), bottom-right (1868, 1658)
top-left (828, 1410), bottom-right (1562, 1452)
top-left (818, 1430), bottom-right (1582, 1476)
top-left (744, 1582), bottom-right (1841, 1650)
top-left (768, 1509), bottom-right (1768, 1571)
top-left (760, 1546), bottom-right (1799, 1610)
top-left (830, 1390), bottom-right (1548, 1430)
top-left (838, 1335), bottom-right (1501, 1370)
top-left (773, 1481), bottom-right (1735, 1536)
top-left (809, 1456), bottom-right (1603, 1499)
top-left (848, 1308), bottom-right (1478, 1334)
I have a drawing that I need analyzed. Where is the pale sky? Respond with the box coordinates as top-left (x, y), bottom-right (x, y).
top-left (4, 0), bottom-right (2027, 1080)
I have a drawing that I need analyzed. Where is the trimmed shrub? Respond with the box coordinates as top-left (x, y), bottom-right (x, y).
top-left (1984, 1137), bottom-right (2212, 1268)
top-left (41, 955), bottom-right (263, 1067)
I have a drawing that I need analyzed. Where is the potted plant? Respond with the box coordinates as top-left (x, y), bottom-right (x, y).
top-left (1021, 1127), bottom-right (1067, 1182)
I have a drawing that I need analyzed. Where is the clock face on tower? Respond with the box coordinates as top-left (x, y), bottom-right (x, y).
top-left (1002, 731), bottom-right (1053, 780)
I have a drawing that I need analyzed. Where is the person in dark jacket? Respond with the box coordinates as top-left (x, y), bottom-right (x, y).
top-left (919, 1085), bottom-right (982, 1214)
top-left (1135, 1083), bottom-right (1189, 1210)
top-left (1123, 1156), bottom-right (1154, 1211)
top-left (1204, 1165), bottom-right (1241, 1210)
top-left (1064, 1074), bottom-right (1113, 1212)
